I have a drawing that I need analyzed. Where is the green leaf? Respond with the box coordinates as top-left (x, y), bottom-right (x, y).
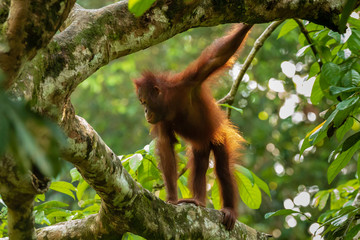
top-left (278, 19), bottom-right (298, 39)
top-left (211, 181), bottom-right (221, 210)
top-left (351, 70), bottom-right (360, 86)
top-left (331, 215), bottom-right (350, 227)
top-left (340, 69), bottom-right (360, 87)
top-left (318, 192), bottom-right (330, 210)
top-left (296, 45), bottom-right (311, 57)
top-left (348, 29), bottom-right (360, 53)
top-left (313, 29), bottom-right (330, 41)
top-left (235, 167), bottom-right (271, 200)
top-left (332, 96), bottom-right (359, 128)
top-left (345, 224), bottom-right (360, 240)
top-left (78, 199), bottom-right (99, 208)
top-left (328, 30), bottom-right (341, 42)
top-left (319, 45), bottom-right (333, 62)
top-left (50, 181), bottom-right (76, 200)
top-left (328, 150), bottom-right (337, 163)
top-left (178, 175), bottom-right (191, 199)
top-left (358, 155), bottom-right (360, 185)
top-left (147, 139), bottom-right (156, 156)
top-left (252, 172), bottom-right (271, 200)
top-left (70, 168), bottom-right (81, 182)
top-left (264, 209), bottom-right (299, 219)
top-left (320, 62), bottom-right (341, 87)
top-left (309, 62), bottom-right (320, 78)
top-left (309, 119), bottom-right (332, 145)
top-left (337, 49), bottom-right (352, 60)
top-left (342, 131), bottom-right (360, 152)
top-left (123, 233), bottom-right (146, 240)
top-left (338, 205), bottom-right (357, 216)
top-left (46, 210), bottom-right (71, 221)
top-left (339, 0), bottom-right (358, 33)
top-left (236, 172), bottom-right (261, 209)
top-left (330, 189), bottom-right (348, 209)
top-left (34, 200), bottom-right (69, 211)
top-left (82, 204), bottom-right (100, 214)
top-left (338, 96), bottom-right (359, 111)
top-left (129, 153), bottom-right (143, 172)
top-left (317, 191), bottom-right (330, 210)
top-left (8, 108), bottom-right (51, 175)
top-left (336, 118), bottom-right (353, 141)
top-left (236, 165), bottom-right (254, 186)
top-left (300, 136), bottom-right (311, 155)
top-left (310, 75), bottom-right (323, 105)
top-left (128, 0), bottom-right (156, 17)
top-left (35, 194), bottom-right (45, 202)
top-left (348, 17), bottom-right (360, 29)
top-left (329, 86), bottom-right (360, 96)
top-left (174, 141), bottom-right (186, 153)
top-left (327, 139), bottom-right (360, 184)
top-left (311, 98), bottom-right (356, 142)
top-left (143, 155), bottom-right (161, 179)
top-left (76, 180), bottom-right (89, 201)
top-left (34, 210), bottom-right (51, 225)
top-left (318, 210), bottom-right (337, 223)
top-left (301, 121), bottom-right (327, 153)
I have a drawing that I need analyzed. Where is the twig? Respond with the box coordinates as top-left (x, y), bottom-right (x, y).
top-left (351, 116), bottom-right (360, 124)
top-left (294, 18), bottom-right (323, 68)
top-left (218, 20), bottom-right (284, 117)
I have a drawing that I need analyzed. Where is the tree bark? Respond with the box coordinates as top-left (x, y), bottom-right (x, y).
top-left (0, 0), bottom-right (75, 88)
top-left (0, 157), bottom-right (50, 239)
top-left (0, 0), bottom-right (354, 239)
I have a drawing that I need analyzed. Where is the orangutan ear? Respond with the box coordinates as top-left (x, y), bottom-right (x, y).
top-left (153, 85), bottom-right (161, 96)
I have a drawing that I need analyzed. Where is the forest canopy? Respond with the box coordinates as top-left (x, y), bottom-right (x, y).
top-left (0, 0), bottom-right (360, 239)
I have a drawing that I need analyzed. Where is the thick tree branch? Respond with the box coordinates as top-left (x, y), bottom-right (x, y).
top-left (35, 215), bottom-right (118, 240)
top-left (0, 0), bottom-right (75, 88)
top-left (14, 0), bottom-right (346, 119)
top-left (0, 156), bottom-right (50, 239)
top-left (35, 204), bottom-right (271, 240)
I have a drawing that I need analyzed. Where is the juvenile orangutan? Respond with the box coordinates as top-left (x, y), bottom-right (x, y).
top-left (134, 23), bottom-right (252, 230)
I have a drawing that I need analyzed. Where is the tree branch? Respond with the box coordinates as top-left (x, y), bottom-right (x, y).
top-left (0, 156), bottom-right (50, 239)
top-left (13, 0), bottom-right (345, 119)
top-left (0, 0), bottom-right (75, 88)
top-left (34, 204), bottom-right (272, 240)
top-left (53, 114), bottom-right (270, 239)
top-left (294, 18), bottom-right (323, 68)
top-left (218, 21), bottom-right (284, 117)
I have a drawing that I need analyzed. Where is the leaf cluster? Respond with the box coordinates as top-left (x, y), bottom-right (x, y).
top-left (33, 168), bottom-right (100, 226)
top-left (266, 5), bottom-right (360, 238)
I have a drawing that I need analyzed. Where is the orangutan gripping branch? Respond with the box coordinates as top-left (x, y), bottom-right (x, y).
top-left (134, 23), bottom-right (252, 230)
